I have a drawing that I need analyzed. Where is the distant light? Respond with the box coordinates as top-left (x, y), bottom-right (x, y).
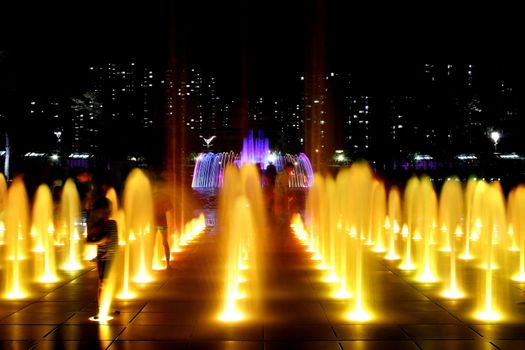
top-left (300, 76), bottom-right (304, 80)
top-left (335, 150), bottom-right (344, 154)
top-left (25, 152), bottom-right (46, 158)
top-left (498, 153), bottom-right (521, 159)
top-left (313, 99), bottom-right (320, 104)
top-left (456, 154), bottom-right (477, 160)
top-left (50, 154), bottom-right (59, 161)
top-left (69, 153), bottom-right (92, 159)
top-left (414, 154), bottom-right (433, 161)
top-left (330, 72), bottom-right (334, 77)
top-left (490, 131), bottom-right (501, 143)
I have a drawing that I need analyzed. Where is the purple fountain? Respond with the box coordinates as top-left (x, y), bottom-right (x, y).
top-left (191, 130), bottom-right (313, 188)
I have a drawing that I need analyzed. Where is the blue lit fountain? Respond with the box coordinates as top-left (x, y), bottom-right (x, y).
top-left (191, 130), bottom-right (314, 188)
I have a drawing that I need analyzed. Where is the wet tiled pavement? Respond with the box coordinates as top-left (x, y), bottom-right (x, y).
top-left (2, 224), bottom-right (525, 350)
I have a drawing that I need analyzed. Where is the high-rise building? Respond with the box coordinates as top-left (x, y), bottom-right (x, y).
top-left (344, 95), bottom-right (372, 156)
top-left (80, 62), bottom-right (164, 156)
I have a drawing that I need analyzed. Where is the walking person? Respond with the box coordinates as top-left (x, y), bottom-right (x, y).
top-left (274, 162), bottom-right (295, 226)
top-left (87, 196), bottom-right (119, 316)
top-left (153, 182), bottom-right (174, 270)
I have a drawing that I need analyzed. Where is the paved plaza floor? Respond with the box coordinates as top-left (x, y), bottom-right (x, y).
top-left (2, 221), bottom-right (525, 350)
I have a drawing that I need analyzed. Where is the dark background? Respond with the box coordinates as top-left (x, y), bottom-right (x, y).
top-left (3, 1), bottom-right (522, 98)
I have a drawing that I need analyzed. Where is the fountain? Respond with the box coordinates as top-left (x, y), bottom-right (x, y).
top-left (192, 130), bottom-right (314, 188)
top-left (31, 184), bottom-right (58, 283)
top-left (439, 177), bottom-right (464, 298)
top-left (3, 177), bottom-right (30, 299)
top-left (59, 179), bottom-right (83, 271)
top-left (0, 173), bottom-right (7, 245)
top-left (290, 160), bottom-right (524, 323)
top-left (384, 186), bottom-right (401, 261)
top-left (0, 168), bottom-right (207, 312)
top-left (0, 154), bottom-right (524, 324)
top-left (122, 168), bottom-right (155, 285)
top-left (509, 185), bottom-right (525, 282)
top-left (299, 161), bottom-right (376, 320)
top-left (218, 163), bottom-right (267, 322)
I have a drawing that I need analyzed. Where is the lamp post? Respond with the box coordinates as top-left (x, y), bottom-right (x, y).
top-left (490, 131), bottom-right (500, 153)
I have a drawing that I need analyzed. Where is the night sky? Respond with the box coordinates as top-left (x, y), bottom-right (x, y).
top-left (0, 1), bottom-right (523, 98)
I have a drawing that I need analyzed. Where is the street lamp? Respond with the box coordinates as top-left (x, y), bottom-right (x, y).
top-left (490, 131), bottom-right (501, 153)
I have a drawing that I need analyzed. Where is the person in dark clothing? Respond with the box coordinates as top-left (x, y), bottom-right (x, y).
top-left (87, 197), bottom-right (118, 308)
top-left (153, 183), bottom-right (173, 270)
top-left (264, 162), bottom-right (278, 211)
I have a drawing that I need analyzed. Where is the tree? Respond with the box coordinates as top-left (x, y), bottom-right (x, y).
top-left (70, 91), bottom-right (103, 153)
top-left (71, 91), bottom-right (103, 116)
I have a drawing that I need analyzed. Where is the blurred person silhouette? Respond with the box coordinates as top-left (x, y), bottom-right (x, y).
top-left (264, 162), bottom-right (278, 210)
top-left (153, 180), bottom-right (174, 270)
top-left (87, 196), bottom-right (119, 315)
top-left (274, 162), bottom-right (295, 225)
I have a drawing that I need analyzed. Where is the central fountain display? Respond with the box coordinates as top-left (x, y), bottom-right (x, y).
top-left (191, 130), bottom-right (314, 188)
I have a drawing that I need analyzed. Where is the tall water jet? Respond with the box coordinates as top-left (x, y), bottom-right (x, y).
top-left (122, 168), bottom-right (154, 287)
top-left (460, 177), bottom-right (479, 260)
top-left (385, 187), bottom-right (402, 260)
top-left (343, 162), bottom-right (375, 321)
top-left (305, 173), bottom-right (324, 261)
top-left (32, 184), bottom-right (58, 283)
top-left (0, 173), bottom-right (7, 245)
top-left (239, 130), bottom-right (269, 167)
top-left (220, 196), bottom-right (252, 321)
top-left (400, 176), bottom-right (419, 271)
top-left (439, 177), bottom-right (464, 298)
top-left (474, 181), bottom-right (508, 321)
top-left (509, 185), bottom-right (525, 282)
top-left (415, 176), bottom-right (438, 283)
top-left (60, 179), bottom-right (83, 271)
top-left (218, 164), bottom-right (267, 322)
top-left (3, 177), bottom-right (30, 298)
top-left (371, 180), bottom-right (386, 252)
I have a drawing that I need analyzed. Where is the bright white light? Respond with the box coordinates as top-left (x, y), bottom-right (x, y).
top-left (499, 153), bottom-right (520, 159)
top-left (89, 315), bottom-right (113, 322)
top-left (414, 154), bottom-right (433, 160)
top-left (25, 152), bottom-right (46, 158)
top-left (69, 153), bottom-right (91, 159)
top-left (457, 154), bottom-right (477, 160)
top-left (443, 290), bottom-right (464, 299)
top-left (490, 131), bottom-right (501, 143)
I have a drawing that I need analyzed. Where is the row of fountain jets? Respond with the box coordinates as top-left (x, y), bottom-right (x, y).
top-left (2, 159), bottom-right (525, 322)
top-left (0, 169), bottom-right (205, 317)
top-left (219, 161), bottom-right (525, 322)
